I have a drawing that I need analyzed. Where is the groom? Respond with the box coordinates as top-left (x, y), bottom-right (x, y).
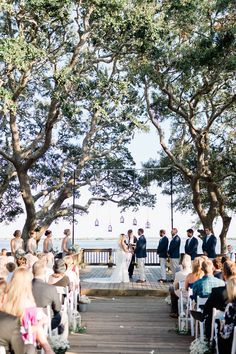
top-left (135, 228), bottom-right (147, 283)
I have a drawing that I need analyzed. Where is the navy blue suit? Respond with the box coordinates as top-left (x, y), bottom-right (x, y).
top-left (168, 235), bottom-right (181, 259)
top-left (185, 236), bottom-right (198, 260)
top-left (202, 234), bottom-right (217, 259)
top-left (135, 235), bottom-right (147, 258)
top-left (157, 236), bottom-right (169, 258)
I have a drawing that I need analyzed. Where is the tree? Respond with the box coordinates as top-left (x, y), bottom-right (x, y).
top-left (127, 0), bottom-right (236, 252)
top-left (0, 0), bottom-right (155, 240)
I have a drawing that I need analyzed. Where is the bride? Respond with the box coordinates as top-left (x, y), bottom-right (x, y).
top-left (83, 233), bottom-right (130, 283)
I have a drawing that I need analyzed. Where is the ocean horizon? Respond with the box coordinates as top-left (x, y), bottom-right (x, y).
top-left (1, 235), bottom-right (236, 254)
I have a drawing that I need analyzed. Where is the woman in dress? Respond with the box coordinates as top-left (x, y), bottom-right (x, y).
top-left (10, 230), bottom-right (24, 257)
top-left (84, 233), bottom-right (130, 284)
top-left (218, 276), bottom-right (236, 354)
top-left (61, 229), bottom-right (72, 258)
top-left (26, 230), bottom-right (37, 255)
top-left (43, 230), bottom-right (53, 253)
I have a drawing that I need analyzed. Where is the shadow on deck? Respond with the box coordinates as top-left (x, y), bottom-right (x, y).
top-left (80, 266), bottom-right (170, 297)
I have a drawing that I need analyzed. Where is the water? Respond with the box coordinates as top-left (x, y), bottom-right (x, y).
top-left (1, 236), bottom-right (236, 253)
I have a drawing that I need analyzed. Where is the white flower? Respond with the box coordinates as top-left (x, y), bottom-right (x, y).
top-left (79, 295), bottom-right (91, 304)
top-left (189, 338), bottom-right (210, 354)
top-left (49, 336), bottom-right (70, 351)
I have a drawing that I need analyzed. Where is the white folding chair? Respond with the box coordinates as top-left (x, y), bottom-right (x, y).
top-left (231, 326), bottom-right (236, 354)
top-left (195, 296), bottom-right (207, 340)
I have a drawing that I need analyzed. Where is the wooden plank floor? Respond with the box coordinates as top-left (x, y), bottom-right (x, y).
top-left (80, 266), bottom-right (170, 297)
top-left (68, 296), bottom-right (192, 354)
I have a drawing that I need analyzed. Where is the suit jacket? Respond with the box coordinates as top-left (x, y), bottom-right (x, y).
top-left (157, 236), bottom-right (169, 258)
top-left (32, 278), bottom-right (61, 314)
top-left (202, 234), bottom-right (217, 258)
top-left (135, 235), bottom-right (147, 258)
top-left (168, 235), bottom-right (181, 259)
top-left (203, 286), bottom-right (227, 340)
top-left (185, 236), bottom-right (198, 260)
top-left (0, 312), bottom-right (26, 354)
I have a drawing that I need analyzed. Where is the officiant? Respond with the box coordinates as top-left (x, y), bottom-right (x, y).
top-left (127, 229), bottom-right (137, 279)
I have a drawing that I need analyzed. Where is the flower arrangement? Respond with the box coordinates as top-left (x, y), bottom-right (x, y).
top-left (189, 338), bottom-right (211, 354)
top-left (79, 295), bottom-right (91, 304)
top-left (15, 248), bottom-right (26, 258)
top-left (69, 244), bottom-right (81, 254)
top-left (49, 336), bottom-right (70, 354)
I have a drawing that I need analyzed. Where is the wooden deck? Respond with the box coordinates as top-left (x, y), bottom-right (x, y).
top-left (80, 266), bottom-right (170, 297)
top-left (68, 296), bottom-right (192, 354)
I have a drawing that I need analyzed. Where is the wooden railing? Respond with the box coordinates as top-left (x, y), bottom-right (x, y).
top-left (81, 248), bottom-right (160, 266)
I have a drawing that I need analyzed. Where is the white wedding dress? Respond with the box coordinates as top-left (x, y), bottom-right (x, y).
top-left (83, 244), bottom-right (129, 283)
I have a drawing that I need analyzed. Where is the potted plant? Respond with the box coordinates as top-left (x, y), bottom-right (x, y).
top-left (79, 295), bottom-right (91, 312)
top-left (49, 336), bottom-right (70, 354)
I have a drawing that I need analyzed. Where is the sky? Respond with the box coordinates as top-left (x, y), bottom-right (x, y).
top-left (1, 124), bottom-right (235, 243)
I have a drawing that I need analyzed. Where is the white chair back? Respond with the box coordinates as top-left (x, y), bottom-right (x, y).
top-left (0, 346), bottom-right (6, 354)
top-left (195, 296), bottom-right (207, 340)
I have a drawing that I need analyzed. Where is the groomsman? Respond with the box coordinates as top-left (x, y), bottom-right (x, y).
top-left (168, 228), bottom-right (181, 280)
top-left (157, 229), bottom-right (169, 282)
top-left (184, 229), bottom-right (198, 261)
top-left (202, 228), bottom-right (217, 260)
top-left (135, 228), bottom-right (147, 283)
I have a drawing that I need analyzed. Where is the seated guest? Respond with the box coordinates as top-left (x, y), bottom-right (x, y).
top-left (37, 253), bottom-right (53, 282)
top-left (169, 254), bottom-right (192, 318)
top-left (213, 257), bottom-right (223, 279)
top-left (192, 259), bottom-right (225, 300)
top-left (185, 257), bottom-right (204, 290)
top-left (1, 268), bottom-right (54, 354)
top-left (0, 279), bottom-right (7, 309)
top-left (32, 260), bottom-right (62, 331)
top-left (0, 279), bottom-right (36, 353)
top-left (6, 262), bottom-right (16, 283)
top-left (0, 311), bottom-right (35, 354)
top-left (218, 276), bottom-right (236, 354)
top-left (48, 259), bottom-right (70, 288)
top-left (0, 249), bottom-right (7, 256)
top-left (203, 260), bottom-right (236, 339)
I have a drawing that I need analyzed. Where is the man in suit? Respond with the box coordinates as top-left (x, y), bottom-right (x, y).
top-left (157, 229), bottom-right (169, 282)
top-left (184, 229), bottom-right (198, 261)
top-left (32, 260), bottom-right (62, 331)
top-left (168, 228), bottom-right (181, 280)
top-left (202, 227), bottom-right (217, 259)
top-left (127, 229), bottom-right (137, 279)
top-left (0, 311), bottom-right (35, 353)
top-left (202, 260), bottom-right (236, 339)
top-left (135, 228), bottom-right (147, 283)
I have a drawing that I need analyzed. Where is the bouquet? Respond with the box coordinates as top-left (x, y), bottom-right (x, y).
top-left (189, 338), bottom-right (211, 354)
top-left (69, 244), bottom-right (81, 254)
top-left (79, 295), bottom-right (91, 304)
top-left (49, 336), bottom-right (70, 354)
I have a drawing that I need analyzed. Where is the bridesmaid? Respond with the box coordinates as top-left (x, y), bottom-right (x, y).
top-left (10, 230), bottom-right (24, 257)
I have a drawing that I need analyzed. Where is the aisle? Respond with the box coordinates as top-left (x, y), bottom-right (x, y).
top-left (68, 296), bottom-right (192, 354)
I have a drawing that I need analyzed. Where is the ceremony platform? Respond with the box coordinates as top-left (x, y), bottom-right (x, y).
top-left (80, 266), bottom-right (170, 297)
top-left (68, 296), bottom-right (192, 354)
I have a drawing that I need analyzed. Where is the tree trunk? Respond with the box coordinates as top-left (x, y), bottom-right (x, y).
top-left (18, 170), bottom-right (37, 241)
top-left (219, 215), bottom-right (232, 254)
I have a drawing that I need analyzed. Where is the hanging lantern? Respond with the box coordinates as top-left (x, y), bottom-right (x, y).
top-left (108, 224), bottom-right (112, 232)
top-left (95, 218), bottom-right (99, 227)
top-left (145, 220), bottom-right (151, 229)
top-left (120, 215), bottom-right (124, 223)
top-left (133, 218), bottom-right (137, 226)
